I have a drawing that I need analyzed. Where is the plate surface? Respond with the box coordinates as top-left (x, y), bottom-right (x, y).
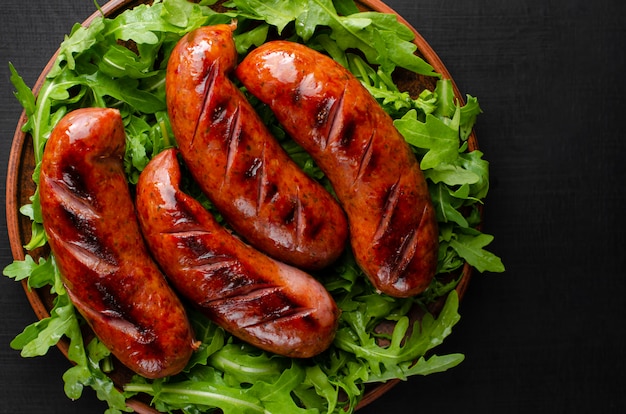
top-left (5, 0), bottom-right (478, 412)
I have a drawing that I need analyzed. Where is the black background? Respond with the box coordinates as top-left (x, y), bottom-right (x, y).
top-left (1, 0), bottom-right (624, 412)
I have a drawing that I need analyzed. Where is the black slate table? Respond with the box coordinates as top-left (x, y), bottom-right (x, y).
top-left (1, 0), bottom-right (624, 412)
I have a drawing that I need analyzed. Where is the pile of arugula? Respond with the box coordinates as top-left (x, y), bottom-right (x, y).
top-left (4, 0), bottom-right (504, 412)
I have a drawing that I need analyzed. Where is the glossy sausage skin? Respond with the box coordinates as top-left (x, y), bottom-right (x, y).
top-left (135, 148), bottom-right (339, 358)
top-left (39, 108), bottom-right (196, 378)
top-left (236, 41), bottom-right (439, 297)
top-left (166, 25), bottom-right (348, 270)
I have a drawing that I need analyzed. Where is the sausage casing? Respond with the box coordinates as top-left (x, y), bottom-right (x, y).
top-left (236, 41), bottom-right (439, 297)
top-left (166, 25), bottom-right (348, 270)
top-left (39, 108), bottom-right (196, 378)
top-left (135, 148), bottom-right (339, 358)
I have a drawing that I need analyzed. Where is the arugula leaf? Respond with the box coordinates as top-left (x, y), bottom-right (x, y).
top-left (98, 44), bottom-right (160, 79)
top-left (425, 163), bottom-right (480, 186)
top-left (230, 0), bottom-right (307, 34)
top-left (301, 365), bottom-right (339, 414)
top-left (63, 339), bottom-right (132, 413)
top-left (208, 344), bottom-right (288, 386)
top-left (48, 18), bottom-right (106, 77)
top-left (335, 291), bottom-right (462, 381)
top-left (10, 293), bottom-right (76, 357)
top-left (3, 254), bottom-right (39, 282)
top-left (9, 63), bottom-right (35, 115)
top-left (229, 0), bottom-right (437, 76)
top-left (396, 109), bottom-right (460, 169)
top-left (161, 0), bottom-right (215, 30)
top-left (450, 231), bottom-right (505, 273)
top-left (458, 150), bottom-right (490, 200)
top-left (125, 362), bottom-right (315, 414)
top-left (367, 353), bottom-right (465, 383)
top-left (460, 95), bottom-right (482, 140)
top-left (233, 23), bottom-right (270, 54)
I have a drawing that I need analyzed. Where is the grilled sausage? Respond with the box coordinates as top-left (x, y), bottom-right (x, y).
top-left (39, 108), bottom-right (196, 378)
top-left (135, 148), bottom-right (339, 358)
top-left (166, 24), bottom-right (348, 270)
top-left (236, 41), bottom-right (439, 297)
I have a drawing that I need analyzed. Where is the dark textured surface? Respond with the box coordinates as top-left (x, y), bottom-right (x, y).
top-left (1, 0), bottom-right (624, 412)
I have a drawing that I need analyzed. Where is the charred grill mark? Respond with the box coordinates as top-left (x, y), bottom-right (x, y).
top-left (387, 226), bottom-right (419, 285)
top-left (224, 104), bottom-right (242, 181)
top-left (256, 142), bottom-right (268, 214)
top-left (315, 97), bottom-right (334, 127)
top-left (204, 285), bottom-right (284, 314)
top-left (211, 104), bottom-right (227, 123)
top-left (192, 258), bottom-right (257, 301)
top-left (175, 229), bottom-right (214, 259)
top-left (263, 182), bottom-right (278, 204)
top-left (47, 220), bottom-right (118, 275)
top-left (193, 61), bottom-right (219, 148)
top-left (163, 228), bottom-right (276, 302)
top-left (305, 219), bottom-right (323, 240)
top-left (375, 194), bottom-right (426, 286)
top-left (48, 178), bottom-right (101, 223)
top-left (95, 281), bottom-right (126, 319)
top-left (66, 287), bottom-right (151, 342)
top-left (354, 128), bottom-right (376, 187)
top-left (179, 240), bottom-right (259, 297)
top-left (213, 287), bottom-right (314, 330)
top-left (49, 176), bottom-right (118, 265)
top-left (373, 177), bottom-right (401, 244)
top-left (61, 163), bottom-right (91, 201)
top-left (245, 157), bottom-right (262, 179)
top-left (244, 306), bottom-right (315, 330)
top-left (337, 119), bottom-right (356, 148)
top-left (283, 202), bottom-right (296, 224)
top-left (62, 205), bottom-right (103, 255)
top-left (324, 83), bottom-right (348, 150)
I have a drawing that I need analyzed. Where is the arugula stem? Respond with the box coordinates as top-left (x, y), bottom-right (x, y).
top-left (159, 120), bottom-right (170, 148)
top-left (32, 81), bottom-right (55, 165)
top-left (123, 383), bottom-right (266, 413)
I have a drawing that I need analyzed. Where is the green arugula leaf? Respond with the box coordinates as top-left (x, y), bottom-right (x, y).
top-left (161, 0), bottom-right (215, 30)
top-left (10, 294), bottom-right (76, 357)
top-left (395, 109), bottom-right (460, 170)
top-left (430, 182), bottom-right (469, 227)
top-left (425, 163), bottom-right (480, 186)
top-left (104, 3), bottom-right (163, 44)
top-left (450, 231), bottom-right (505, 273)
top-left (63, 339), bottom-right (132, 413)
top-left (366, 353), bottom-right (465, 383)
top-left (3, 254), bottom-right (39, 282)
top-left (230, 0), bottom-right (306, 34)
top-left (48, 18), bottom-right (106, 77)
top-left (230, 0), bottom-right (437, 76)
top-left (233, 23), bottom-right (270, 54)
top-left (77, 71), bottom-right (166, 113)
top-left (458, 150), bottom-right (490, 200)
top-left (460, 95), bottom-right (482, 140)
top-left (9, 63), bottom-right (35, 116)
top-left (301, 365), bottom-right (339, 414)
top-left (98, 44), bottom-right (160, 79)
top-left (208, 344), bottom-right (288, 386)
top-left (335, 290), bottom-right (462, 381)
top-left (332, 0), bottom-right (360, 15)
top-left (125, 362), bottom-right (314, 414)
